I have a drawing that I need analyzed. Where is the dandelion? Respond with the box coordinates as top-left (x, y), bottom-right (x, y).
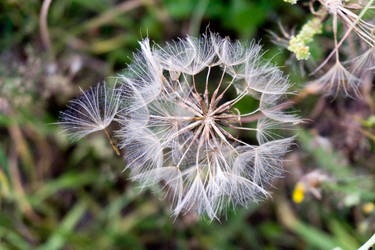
top-left (116, 33), bottom-right (299, 219)
top-left (315, 60), bottom-right (360, 96)
top-left (350, 46), bottom-right (375, 75)
top-left (59, 82), bottom-right (121, 154)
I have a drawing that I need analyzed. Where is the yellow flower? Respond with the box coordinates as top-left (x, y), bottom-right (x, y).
top-left (362, 202), bottom-right (375, 214)
top-left (292, 182), bottom-right (305, 203)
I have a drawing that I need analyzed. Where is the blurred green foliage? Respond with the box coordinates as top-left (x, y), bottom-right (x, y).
top-left (0, 0), bottom-right (375, 249)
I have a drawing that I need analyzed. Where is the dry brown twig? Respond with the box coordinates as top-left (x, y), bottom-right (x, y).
top-left (83, 0), bottom-right (143, 31)
top-left (40, 0), bottom-right (53, 50)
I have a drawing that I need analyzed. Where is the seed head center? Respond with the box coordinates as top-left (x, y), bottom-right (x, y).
top-left (204, 115), bottom-right (214, 125)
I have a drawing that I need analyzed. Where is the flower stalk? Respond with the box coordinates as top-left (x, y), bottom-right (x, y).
top-left (104, 128), bottom-right (121, 156)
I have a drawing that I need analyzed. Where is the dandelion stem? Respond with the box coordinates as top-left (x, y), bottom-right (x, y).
top-left (333, 14), bottom-right (339, 62)
top-left (103, 128), bottom-right (121, 156)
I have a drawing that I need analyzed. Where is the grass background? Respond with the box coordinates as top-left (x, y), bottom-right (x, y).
top-left (1, 0), bottom-right (375, 249)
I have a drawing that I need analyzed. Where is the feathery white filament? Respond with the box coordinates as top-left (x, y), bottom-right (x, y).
top-left (316, 61), bottom-right (360, 97)
top-left (116, 33), bottom-right (298, 219)
top-left (59, 83), bottom-right (120, 140)
top-left (312, 0), bottom-right (375, 96)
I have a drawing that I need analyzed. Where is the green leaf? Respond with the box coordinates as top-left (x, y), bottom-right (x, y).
top-left (30, 171), bottom-right (98, 205)
top-left (37, 201), bottom-right (87, 250)
top-left (294, 222), bottom-right (339, 250)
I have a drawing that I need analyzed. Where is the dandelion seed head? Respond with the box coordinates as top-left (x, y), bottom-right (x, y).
top-left (117, 33), bottom-right (299, 219)
top-left (316, 61), bottom-right (361, 97)
top-left (59, 83), bottom-right (120, 140)
top-left (350, 47), bottom-right (375, 75)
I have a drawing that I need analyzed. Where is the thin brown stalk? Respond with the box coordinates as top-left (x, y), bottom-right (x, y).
top-left (9, 147), bottom-right (40, 221)
top-left (104, 128), bottom-right (121, 156)
top-left (40, 0), bottom-right (53, 50)
top-left (83, 0), bottom-right (142, 31)
top-left (8, 122), bottom-right (35, 182)
top-left (358, 127), bottom-right (375, 142)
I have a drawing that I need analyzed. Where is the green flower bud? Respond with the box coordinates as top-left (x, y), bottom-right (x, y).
top-left (288, 36), bottom-right (310, 60)
top-left (288, 17), bottom-right (323, 60)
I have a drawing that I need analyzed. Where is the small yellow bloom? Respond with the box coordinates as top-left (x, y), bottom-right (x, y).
top-left (293, 182), bottom-right (305, 203)
top-left (362, 202), bottom-right (375, 214)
